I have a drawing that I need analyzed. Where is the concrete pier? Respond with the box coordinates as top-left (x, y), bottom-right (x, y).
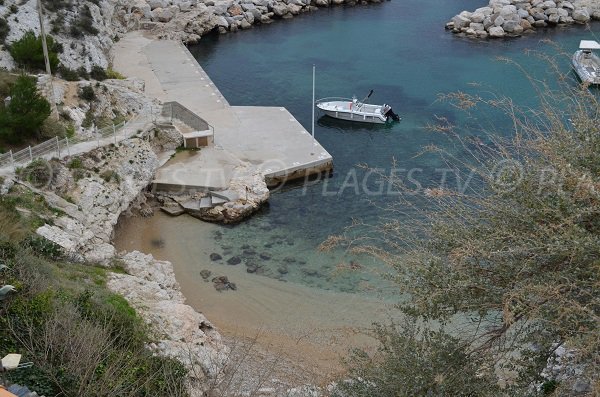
top-left (113, 32), bottom-right (332, 192)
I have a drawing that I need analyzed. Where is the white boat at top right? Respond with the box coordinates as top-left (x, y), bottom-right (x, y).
top-left (572, 40), bottom-right (600, 85)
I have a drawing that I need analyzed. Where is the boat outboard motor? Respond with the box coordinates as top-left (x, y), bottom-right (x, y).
top-left (382, 104), bottom-right (400, 122)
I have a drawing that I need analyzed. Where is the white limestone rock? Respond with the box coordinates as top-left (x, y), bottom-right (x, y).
top-left (452, 14), bottom-right (472, 28)
top-left (489, 25), bottom-right (506, 36)
top-left (572, 7), bottom-right (591, 20)
top-left (107, 251), bottom-right (228, 380)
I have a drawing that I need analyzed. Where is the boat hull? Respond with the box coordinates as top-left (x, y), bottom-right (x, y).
top-left (316, 100), bottom-right (390, 124)
top-left (572, 50), bottom-right (600, 85)
top-left (320, 109), bottom-right (388, 124)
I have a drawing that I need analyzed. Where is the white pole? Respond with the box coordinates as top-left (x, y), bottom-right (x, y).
top-left (37, 0), bottom-right (59, 120)
top-left (312, 64), bottom-right (315, 143)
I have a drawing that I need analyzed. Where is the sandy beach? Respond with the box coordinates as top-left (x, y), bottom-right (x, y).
top-left (114, 211), bottom-right (399, 383)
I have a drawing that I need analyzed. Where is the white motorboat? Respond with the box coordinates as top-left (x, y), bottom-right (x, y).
top-left (316, 91), bottom-right (400, 124)
top-left (572, 40), bottom-right (600, 85)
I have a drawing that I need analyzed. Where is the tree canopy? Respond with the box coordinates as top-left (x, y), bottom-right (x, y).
top-left (0, 75), bottom-right (51, 143)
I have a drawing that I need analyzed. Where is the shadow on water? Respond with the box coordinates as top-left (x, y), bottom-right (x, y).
top-left (316, 115), bottom-right (396, 133)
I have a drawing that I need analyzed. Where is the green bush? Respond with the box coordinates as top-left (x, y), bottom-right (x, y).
top-left (100, 170), bottom-right (120, 184)
top-left (90, 65), bottom-right (107, 81)
top-left (9, 31), bottom-right (60, 72)
top-left (44, 0), bottom-right (73, 13)
top-left (50, 13), bottom-right (66, 35)
top-left (0, 69), bottom-right (18, 98)
top-left (57, 65), bottom-right (79, 81)
top-left (69, 5), bottom-right (98, 37)
top-left (39, 117), bottom-right (70, 140)
top-left (79, 85), bottom-right (95, 101)
top-left (77, 66), bottom-right (89, 80)
top-left (0, 17), bottom-right (10, 45)
top-left (81, 109), bottom-right (94, 128)
top-left (0, 74), bottom-right (51, 143)
top-left (67, 157), bottom-right (83, 169)
top-left (15, 159), bottom-right (53, 190)
top-left (106, 67), bottom-right (126, 80)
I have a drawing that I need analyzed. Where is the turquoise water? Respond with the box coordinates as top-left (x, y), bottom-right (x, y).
top-left (176, 2), bottom-right (598, 295)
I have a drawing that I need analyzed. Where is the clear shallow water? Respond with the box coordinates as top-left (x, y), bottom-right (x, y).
top-left (129, 2), bottom-right (598, 296)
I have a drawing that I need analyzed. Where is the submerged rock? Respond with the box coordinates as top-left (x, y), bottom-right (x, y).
top-left (227, 256), bottom-right (242, 265)
top-left (210, 252), bottom-right (223, 261)
top-left (200, 269), bottom-right (212, 280)
top-left (212, 275), bottom-right (237, 291)
top-left (277, 265), bottom-right (289, 275)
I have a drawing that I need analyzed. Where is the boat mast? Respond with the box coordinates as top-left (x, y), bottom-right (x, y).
top-left (312, 64), bottom-right (315, 143)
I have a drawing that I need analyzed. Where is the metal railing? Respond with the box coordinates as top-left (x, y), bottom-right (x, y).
top-left (0, 111), bottom-right (153, 172)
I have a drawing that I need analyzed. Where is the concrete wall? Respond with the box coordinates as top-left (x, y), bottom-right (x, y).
top-left (162, 101), bottom-right (211, 132)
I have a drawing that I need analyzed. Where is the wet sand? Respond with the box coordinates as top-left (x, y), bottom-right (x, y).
top-left (114, 211), bottom-right (399, 382)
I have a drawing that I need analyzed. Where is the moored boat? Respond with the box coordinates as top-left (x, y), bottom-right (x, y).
top-left (316, 91), bottom-right (400, 124)
top-left (572, 40), bottom-right (600, 85)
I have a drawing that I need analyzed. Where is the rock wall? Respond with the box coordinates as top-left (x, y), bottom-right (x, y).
top-left (107, 251), bottom-right (228, 393)
top-left (36, 137), bottom-right (160, 263)
top-left (0, 0), bottom-right (119, 70)
top-left (446, 0), bottom-right (600, 38)
top-left (122, 0), bottom-right (387, 43)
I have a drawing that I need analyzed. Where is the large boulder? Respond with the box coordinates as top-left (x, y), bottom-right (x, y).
top-left (228, 4), bottom-right (244, 15)
top-left (452, 14), bottom-right (471, 29)
top-left (503, 19), bottom-right (524, 33)
top-left (153, 7), bottom-right (174, 22)
top-left (148, 0), bottom-right (168, 10)
top-left (470, 12), bottom-right (485, 22)
top-left (272, 3), bottom-right (290, 16)
top-left (488, 26), bottom-right (506, 37)
top-left (572, 8), bottom-right (591, 22)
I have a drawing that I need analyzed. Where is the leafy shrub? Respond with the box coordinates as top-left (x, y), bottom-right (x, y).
top-left (9, 31), bottom-right (59, 72)
top-left (67, 157), bottom-right (83, 169)
top-left (106, 67), bottom-right (125, 80)
top-left (90, 65), bottom-right (107, 81)
top-left (77, 66), bottom-right (89, 80)
top-left (0, 74), bottom-right (51, 143)
top-left (44, 0), bottom-right (73, 13)
top-left (39, 117), bottom-right (68, 139)
top-left (16, 159), bottom-right (53, 189)
top-left (50, 13), bottom-right (66, 35)
top-left (0, 17), bottom-right (10, 45)
top-left (79, 85), bottom-right (95, 101)
top-left (21, 235), bottom-right (63, 260)
top-left (9, 4), bottom-right (17, 14)
top-left (57, 65), bottom-right (79, 81)
top-left (0, 69), bottom-right (18, 98)
top-left (100, 170), bottom-right (120, 184)
top-left (65, 123), bottom-right (75, 138)
top-left (69, 5), bottom-right (98, 37)
top-left (81, 109), bottom-right (94, 128)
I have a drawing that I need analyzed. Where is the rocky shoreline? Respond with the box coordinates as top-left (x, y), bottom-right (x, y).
top-left (446, 0), bottom-right (600, 39)
top-left (124, 0), bottom-right (389, 43)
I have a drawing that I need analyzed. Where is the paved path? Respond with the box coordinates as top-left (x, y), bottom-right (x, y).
top-left (0, 113), bottom-right (153, 176)
top-left (112, 32), bottom-right (332, 191)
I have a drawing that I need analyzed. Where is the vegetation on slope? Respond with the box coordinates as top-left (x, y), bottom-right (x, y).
top-left (330, 57), bottom-right (600, 396)
top-left (0, 185), bottom-right (188, 397)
